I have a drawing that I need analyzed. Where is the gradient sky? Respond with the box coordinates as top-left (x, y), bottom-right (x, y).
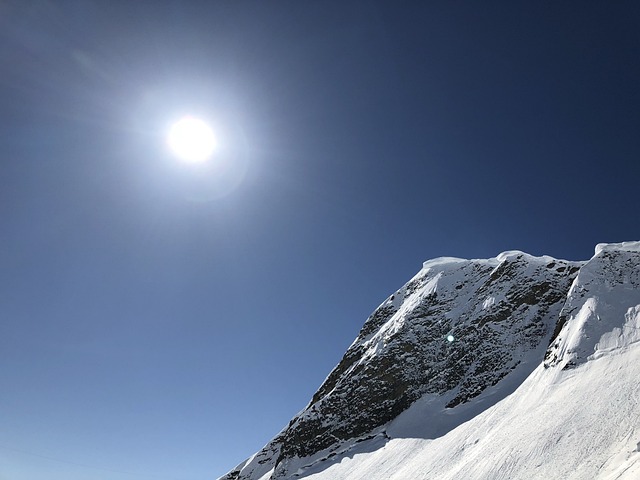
top-left (1, 2), bottom-right (639, 479)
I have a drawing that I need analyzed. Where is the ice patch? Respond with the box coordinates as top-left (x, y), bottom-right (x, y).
top-left (482, 296), bottom-right (495, 310)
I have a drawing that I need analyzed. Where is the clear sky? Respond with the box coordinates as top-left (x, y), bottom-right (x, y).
top-left (1, 2), bottom-right (639, 479)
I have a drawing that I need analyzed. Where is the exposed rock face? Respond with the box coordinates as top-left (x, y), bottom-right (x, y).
top-left (220, 250), bottom-right (584, 480)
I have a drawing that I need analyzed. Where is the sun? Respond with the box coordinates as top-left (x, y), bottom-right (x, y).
top-left (167, 116), bottom-right (217, 163)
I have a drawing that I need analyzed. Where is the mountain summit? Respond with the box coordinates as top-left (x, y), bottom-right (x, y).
top-left (220, 242), bottom-right (640, 480)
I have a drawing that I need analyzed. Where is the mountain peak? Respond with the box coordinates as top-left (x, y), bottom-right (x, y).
top-left (220, 243), bottom-right (640, 480)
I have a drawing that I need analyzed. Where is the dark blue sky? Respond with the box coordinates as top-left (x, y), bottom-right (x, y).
top-left (1, 2), bottom-right (639, 479)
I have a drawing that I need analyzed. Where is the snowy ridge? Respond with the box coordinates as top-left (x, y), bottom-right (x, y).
top-left (219, 243), bottom-right (640, 480)
top-left (594, 240), bottom-right (640, 256)
top-left (545, 242), bottom-right (640, 369)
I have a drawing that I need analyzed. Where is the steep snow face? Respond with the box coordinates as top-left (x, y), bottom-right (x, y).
top-left (545, 241), bottom-right (640, 369)
top-left (220, 251), bottom-right (581, 480)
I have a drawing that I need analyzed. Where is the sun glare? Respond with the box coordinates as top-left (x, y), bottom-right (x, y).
top-left (167, 116), bottom-right (216, 163)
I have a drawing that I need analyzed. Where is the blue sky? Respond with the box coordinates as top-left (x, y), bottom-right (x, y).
top-left (1, 2), bottom-right (639, 479)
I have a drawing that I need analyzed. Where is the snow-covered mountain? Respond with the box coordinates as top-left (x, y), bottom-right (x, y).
top-left (220, 242), bottom-right (640, 480)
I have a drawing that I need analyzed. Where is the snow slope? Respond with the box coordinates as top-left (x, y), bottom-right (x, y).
top-left (297, 341), bottom-right (640, 480)
top-left (219, 242), bottom-right (640, 480)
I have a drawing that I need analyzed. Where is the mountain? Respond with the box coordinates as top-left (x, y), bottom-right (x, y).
top-left (219, 242), bottom-right (640, 480)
